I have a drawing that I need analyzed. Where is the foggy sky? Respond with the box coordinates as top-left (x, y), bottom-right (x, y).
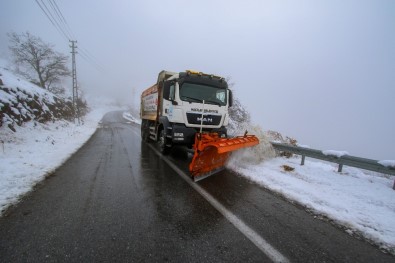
top-left (1, 0), bottom-right (394, 160)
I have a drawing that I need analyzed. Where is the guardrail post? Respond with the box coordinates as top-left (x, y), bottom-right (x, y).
top-left (301, 155), bottom-right (305, 165)
top-left (393, 179), bottom-right (395, 190)
top-left (338, 164), bottom-right (343, 173)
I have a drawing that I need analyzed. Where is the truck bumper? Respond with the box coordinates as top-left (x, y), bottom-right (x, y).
top-left (171, 123), bottom-right (227, 146)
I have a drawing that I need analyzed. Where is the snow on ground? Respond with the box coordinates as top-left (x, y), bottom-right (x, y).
top-left (1, 109), bottom-right (394, 254)
top-left (1, 108), bottom-right (394, 255)
top-left (0, 106), bottom-right (395, 254)
top-left (227, 150), bottom-right (395, 254)
top-left (1, 60), bottom-right (394, 254)
top-left (123, 111), bottom-right (141, 125)
top-left (0, 58), bottom-right (124, 215)
top-left (0, 104), bottom-right (122, 215)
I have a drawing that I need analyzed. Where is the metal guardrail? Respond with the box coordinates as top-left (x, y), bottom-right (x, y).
top-left (271, 142), bottom-right (395, 190)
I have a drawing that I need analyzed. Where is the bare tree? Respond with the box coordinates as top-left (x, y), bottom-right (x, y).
top-left (8, 32), bottom-right (70, 92)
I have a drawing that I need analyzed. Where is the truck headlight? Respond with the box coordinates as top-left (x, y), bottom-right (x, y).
top-left (174, 132), bottom-right (184, 137)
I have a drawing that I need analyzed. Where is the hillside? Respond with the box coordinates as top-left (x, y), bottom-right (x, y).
top-left (0, 59), bottom-right (122, 217)
top-left (0, 61), bottom-right (74, 131)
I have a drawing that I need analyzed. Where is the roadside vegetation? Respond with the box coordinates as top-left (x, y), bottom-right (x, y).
top-left (0, 32), bottom-right (88, 131)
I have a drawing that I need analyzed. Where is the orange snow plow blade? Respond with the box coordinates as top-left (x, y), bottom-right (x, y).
top-left (189, 133), bottom-right (259, 181)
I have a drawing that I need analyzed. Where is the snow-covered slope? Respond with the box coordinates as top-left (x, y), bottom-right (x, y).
top-left (0, 61), bottom-right (74, 131)
top-left (0, 59), bottom-right (122, 216)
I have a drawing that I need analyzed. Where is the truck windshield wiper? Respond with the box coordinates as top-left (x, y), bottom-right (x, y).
top-left (205, 100), bottom-right (222, 106)
top-left (181, 96), bottom-right (222, 106)
top-left (181, 96), bottom-right (203, 103)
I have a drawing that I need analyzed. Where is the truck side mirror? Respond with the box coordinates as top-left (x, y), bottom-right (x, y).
top-left (228, 90), bottom-right (233, 107)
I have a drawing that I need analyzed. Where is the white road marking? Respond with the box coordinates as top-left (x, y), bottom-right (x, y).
top-left (147, 144), bottom-right (290, 263)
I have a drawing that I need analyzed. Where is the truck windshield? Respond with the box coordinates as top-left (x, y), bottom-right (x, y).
top-left (179, 82), bottom-right (227, 106)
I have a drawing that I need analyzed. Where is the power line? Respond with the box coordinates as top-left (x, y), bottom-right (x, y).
top-left (49, 0), bottom-right (69, 26)
top-left (79, 46), bottom-right (96, 62)
top-left (78, 50), bottom-right (104, 72)
top-left (41, 0), bottom-right (71, 40)
top-left (47, 0), bottom-right (75, 40)
top-left (78, 45), bottom-right (105, 72)
top-left (43, 0), bottom-right (102, 70)
top-left (38, 0), bottom-right (72, 40)
top-left (35, 0), bottom-right (105, 72)
top-left (34, 0), bottom-right (69, 41)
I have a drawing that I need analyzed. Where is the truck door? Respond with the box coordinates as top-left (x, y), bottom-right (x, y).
top-left (162, 80), bottom-right (176, 119)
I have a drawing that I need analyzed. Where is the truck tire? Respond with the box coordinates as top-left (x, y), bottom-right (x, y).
top-left (158, 129), bottom-right (170, 155)
top-left (141, 120), bottom-right (150, 142)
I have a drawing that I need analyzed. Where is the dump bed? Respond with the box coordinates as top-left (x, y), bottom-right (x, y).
top-left (140, 84), bottom-right (158, 121)
top-left (140, 70), bottom-right (177, 121)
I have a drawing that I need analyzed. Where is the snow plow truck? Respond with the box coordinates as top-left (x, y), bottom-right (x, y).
top-left (140, 70), bottom-right (259, 181)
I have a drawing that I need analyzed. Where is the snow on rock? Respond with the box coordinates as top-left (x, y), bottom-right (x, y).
top-left (322, 150), bottom-right (349, 158)
top-left (378, 160), bottom-right (395, 168)
top-left (0, 62), bottom-right (74, 130)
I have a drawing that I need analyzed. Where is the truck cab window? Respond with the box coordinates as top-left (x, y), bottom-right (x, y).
top-left (216, 90), bottom-right (226, 103)
top-left (180, 82), bottom-right (227, 106)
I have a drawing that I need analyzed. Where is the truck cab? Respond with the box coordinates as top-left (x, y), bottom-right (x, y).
top-left (141, 70), bottom-right (233, 153)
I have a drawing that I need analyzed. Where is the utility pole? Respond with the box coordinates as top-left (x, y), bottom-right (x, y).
top-left (70, 40), bottom-right (80, 124)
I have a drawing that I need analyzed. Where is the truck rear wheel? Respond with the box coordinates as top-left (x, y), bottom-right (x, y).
top-left (141, 120), bottom-right (150, 142)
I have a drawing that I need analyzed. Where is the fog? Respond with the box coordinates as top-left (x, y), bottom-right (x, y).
top-left (1, 0), bottom-right (394, 160)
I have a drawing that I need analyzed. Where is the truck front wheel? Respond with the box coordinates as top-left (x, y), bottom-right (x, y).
top-left (158, 129), bottom-right (170, 155)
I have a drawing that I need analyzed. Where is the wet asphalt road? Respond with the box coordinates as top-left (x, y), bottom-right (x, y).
top-left (0, 111), bottom-right (393, 262)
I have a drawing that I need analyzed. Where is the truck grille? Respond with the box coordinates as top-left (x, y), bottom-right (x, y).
top-left (186, 113), bottom-right (221, 126)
